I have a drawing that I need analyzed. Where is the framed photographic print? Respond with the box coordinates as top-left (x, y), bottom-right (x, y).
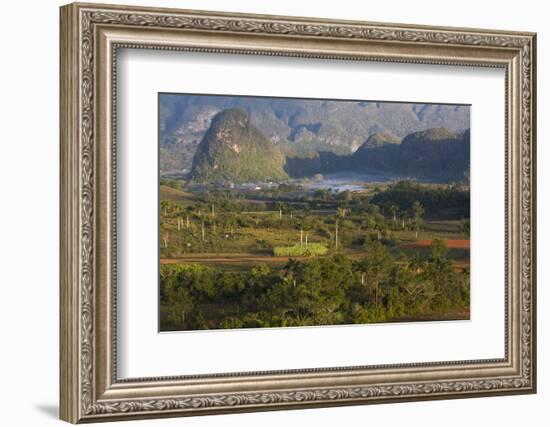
top-left (60, 2), bottom-right (537, 423)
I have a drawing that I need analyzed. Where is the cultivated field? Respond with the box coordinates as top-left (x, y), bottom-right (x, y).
top-left (159, 179), bottom-right (470, 331)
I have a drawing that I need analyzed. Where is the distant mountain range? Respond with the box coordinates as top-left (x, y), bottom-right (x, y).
top-left (189, 108), bottom-right (470, 183)
top-left (160, 94), bottom-right (470, 174)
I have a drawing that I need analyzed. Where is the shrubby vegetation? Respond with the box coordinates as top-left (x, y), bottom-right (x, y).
top-left (371, 180), bottom-right (469, 219)
top-left (159, 179), bottom-right (470, 331)
top-left (159, 181), bottom-right (469, 258)
top-left (160, 240), bottom-right (469, 330)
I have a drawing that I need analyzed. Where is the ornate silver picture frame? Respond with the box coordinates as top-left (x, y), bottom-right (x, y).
top-left (60, 2), bottom-right (536, 423)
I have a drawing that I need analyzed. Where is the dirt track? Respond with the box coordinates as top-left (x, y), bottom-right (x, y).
top-left (161, 248), bottom-right (470, 271)
top-left (161, 253), bottom-right (322, 265)
top-left (399, 239), bottom-right (470, 250)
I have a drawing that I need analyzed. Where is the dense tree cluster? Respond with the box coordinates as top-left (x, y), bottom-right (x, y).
top-left (159, 180), bottom-right (470, 331)
top-left (160, 240), bottom-right (469, 330)
top-left (371, 181), bottom-right (469, 219)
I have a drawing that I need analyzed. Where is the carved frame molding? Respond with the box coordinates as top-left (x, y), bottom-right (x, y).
top-left (60, 2), bottom-right (536, 423)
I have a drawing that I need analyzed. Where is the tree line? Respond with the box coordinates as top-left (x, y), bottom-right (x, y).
top-left (160, 239), bottom-right (469, 330)
top-left (371, 181), bottom-right (469, 219)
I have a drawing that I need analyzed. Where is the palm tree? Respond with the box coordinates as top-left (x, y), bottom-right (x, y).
top-left (338, 200), bottom-right (349, 218)
top-left (160, 200), bottom-right (170, 217)
top-left (296, 218), bottom-right (305, 245)
top-left (288, 204), bottom-right (294, 220)
top-left (389, 204), bottom-right (398, 223)
top-left (412, 201), bottom-right (424, 239)
top-left (275, 201), bottom-right (284, 220)
top-left (334, 217), bottom-right (340, 250)
top-left (184, 206), bottom-right (193, 229)
top-left (408, 252), bottom-right (425, 273)
top-left (226, 214), bottom-right (237, 238)
top-left (374, 222), bottom-right (385, 241)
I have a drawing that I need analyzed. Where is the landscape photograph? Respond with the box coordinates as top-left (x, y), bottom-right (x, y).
top-left (158, 93), bottom-right (471, 332)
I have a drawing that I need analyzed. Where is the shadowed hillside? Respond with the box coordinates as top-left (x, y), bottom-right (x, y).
top-left (283, 128), bottom-right (470, 182)
top-left (160, 94), bottom-right (470, 172)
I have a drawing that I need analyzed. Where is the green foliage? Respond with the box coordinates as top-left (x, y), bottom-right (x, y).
top-left (160, 249), bottom-right (470, 331)
top-left (160, 178), bottom-right (183, 190)
top-left (430, 238), bottom-right (449, 260)
top-left (158, 176), bottom-right (470, 332)
top-left (362, 131), bottom-right (401, 148)
top-left (393, 128), bottom-right (470, 178)
top-left (159, 94), bottom-right (470, 174)
top-left (372, 181), bottom-right (470, 218)
top-left (191, 108), bottom-right (288, 183)
top-left (160, 264), bottom-right (217, 329)
top-left (273, 243), bottom-right (328, 257)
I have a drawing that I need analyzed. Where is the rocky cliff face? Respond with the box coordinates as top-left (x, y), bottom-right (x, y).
top-left (160, 94), bottom-right (470, 172)
top-left (191, 109), bottom-right (288, 183)
top-left (395, 128), bottom-right (470, 178)
top-left (284, 128), bottom-right (470, 181)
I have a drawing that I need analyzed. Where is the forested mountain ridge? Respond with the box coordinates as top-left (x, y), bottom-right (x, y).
top-left (190, 107), bottom-right (470, 182)
top-left (283, 127), bottom-right (470, 181)
top-left (191, 108), bottom-right (288, 183)
top-left (160, 94), bottom-right (469, 172)
top-left (351, 128), bottom-right (470, 179)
